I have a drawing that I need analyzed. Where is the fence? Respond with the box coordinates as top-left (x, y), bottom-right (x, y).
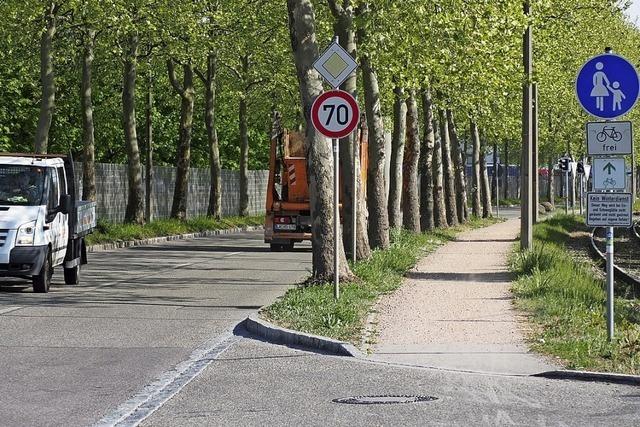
top-left (75, 163), bottom-right (269, 223)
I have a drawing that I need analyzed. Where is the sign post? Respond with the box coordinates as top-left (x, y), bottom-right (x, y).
top-left (313, 38), bottom-right (359, 299)
top-left (577, 50), bottom-right (639, 341)
top-left (311, 89), bottom-right (360, 301)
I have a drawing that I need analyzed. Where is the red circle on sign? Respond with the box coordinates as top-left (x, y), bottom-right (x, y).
top-left (311, 90), bottom-right (360, 139)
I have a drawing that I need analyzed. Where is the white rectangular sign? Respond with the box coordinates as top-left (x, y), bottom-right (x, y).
top-left (592, 157), bottom-right (626, 191)
top-left (586, 193), bottom-right (632, 227)
top-left (586, 121), bottom-right (632, 155)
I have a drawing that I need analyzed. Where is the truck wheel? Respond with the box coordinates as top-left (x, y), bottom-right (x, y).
top-left (64, 265), bottom-right (80, 285)
top-left (33, 250), bottom-right (52, 293)
top-left (270, 243), bottom-right (283, 252)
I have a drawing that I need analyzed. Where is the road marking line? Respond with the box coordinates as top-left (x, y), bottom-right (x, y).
top-left (0, 306), bottom-right (22, 315)
top-left (95, 331), bottom-right (241, 427)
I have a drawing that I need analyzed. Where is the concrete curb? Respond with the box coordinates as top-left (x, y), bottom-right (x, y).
top-left (534, 370), bottom-right (640, 386)
top-left (244, 315), bottom-right (363, 358)
top-left (88, 226), bottom-right (263, 252)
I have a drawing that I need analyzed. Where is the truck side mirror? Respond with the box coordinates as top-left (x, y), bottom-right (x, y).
top-left (60, 194), bottom-right (72, 215)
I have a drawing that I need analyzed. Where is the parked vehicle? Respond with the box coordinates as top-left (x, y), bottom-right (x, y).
top-left (264, 124), bottom-right (367, 251)
top-left (0, 153), bottom-right (96, 292)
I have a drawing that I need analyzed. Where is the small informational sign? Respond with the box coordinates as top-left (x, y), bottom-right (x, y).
top-left (586, 193), bottom-right (632, 227)
top-left (592, 157), bottom-right (626, 190)
top-left (313, 41), bottom-right (358, 89)
top-left (586, 121), bottom-right (632, 155)
top-left (575, 53), bottom-right (640, 120)
top-left (311, 90), bottom-right (360, 139)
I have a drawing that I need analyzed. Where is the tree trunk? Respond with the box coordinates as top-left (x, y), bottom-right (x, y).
top-left (122, 34), bottom-right (145, 225)
top-left (547, 157), bottom-right (555, 205)
top-left (81, 28), bottom-right (96, 201)
top-left (389, 86), bottom-right (406, 229)
top-left (402, 89), bottom-right (420, 232)
top-left (287, 0), bottom-right (352, 281)
top-left (35, 3), bottom-right (57, 154)
top-left (432, 116), bottom-right (447, 228)
top-left (439, 109), bottom-right (458, 227)
top-left (360, 53), bottom-right (390, 249)
top-left (503, 141), bottom-right (509, 200)
top-left (201, 53), bottom-right (222, 219)
top-left (419, 89), bottom-right (435, 231)
top-left (239, 55), bottom-right (250, 217)
top-left (329, 4), bottom-right (371, 261)
top-left (145, 70), bottom-right (153, 222)
top-left (167, 60), bottom-right (195, 220)
top-left (480, 135), bottom-right (493, 218)
top-left (471, 120), bottom-right (481, 217)
top-left (447, 109), bottom-right (468, 223)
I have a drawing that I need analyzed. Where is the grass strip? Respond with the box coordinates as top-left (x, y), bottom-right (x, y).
top-left (86, 215), bottom-right (264, 246)
top-left (262, 217), bottom-right (501, 345)
top-left (510, 214), bottom-right (640, 374)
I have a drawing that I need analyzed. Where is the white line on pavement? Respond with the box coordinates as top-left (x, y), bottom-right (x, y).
top-left (94, 329), bottom-right (241, 427)
top-left (0, 306), bottom-right (22, 315)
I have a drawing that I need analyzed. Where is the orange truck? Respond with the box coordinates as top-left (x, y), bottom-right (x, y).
top-left (264, 125), bottom-right (367, 251)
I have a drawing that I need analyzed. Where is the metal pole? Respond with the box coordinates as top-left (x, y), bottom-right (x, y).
top-left (333, 138), bottom-right (340, 300)
top-left (579, 175), bottom-right (583, 215)
top-left (352, 131), bottom-right (358, 264)
top-left (565, 172), bottom-right (569, 214)
top-left (496, 165), bottom-right (500, 218)
top-left (606, 226), bottom-right (614, 341)
top-left (520, 0), bottom-right (533, 250)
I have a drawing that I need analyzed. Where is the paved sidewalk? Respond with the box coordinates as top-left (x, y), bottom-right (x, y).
top-left (370, 219), bottom-right (559, 375)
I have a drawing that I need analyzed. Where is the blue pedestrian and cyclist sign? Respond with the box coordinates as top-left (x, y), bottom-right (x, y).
top-left (575, 53), bottom-right (640, 119)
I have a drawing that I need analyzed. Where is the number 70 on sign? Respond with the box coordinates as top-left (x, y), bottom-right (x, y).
top-left (311, 90), bottom-right (360, 139)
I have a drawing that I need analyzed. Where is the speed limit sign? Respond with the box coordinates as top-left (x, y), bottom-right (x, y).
top-left (311, 90), bottom-right (360, 139)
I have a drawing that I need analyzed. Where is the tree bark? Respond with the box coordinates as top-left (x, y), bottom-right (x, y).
top-left (439, 109), bottom-right (457, 226)
top-left (198, 52), bottom-right (222, 219)
top-left (402, 89), bottom-right (420, 232)
top-left (447, 109), bottom-right (467, 223)
top-left (167, 60), bottom-right (195, 220)
top-left (547, 157), bottom-right (555, 205)
top-left (81, 28), bottom-right (96, 201)
top-left (287, 0), bottom-right (352, 281)
top-left (503, 141), bottom-right (509, 200)
top-left (239, 54), bottom-right (250, 217)
top-left (145, 70), bottom-right (153, 222)
top-left (122, 34), bottom-right (145, 224)
top-left (328, 1), bottom-right (371, 261)
top-left (360, 53), bottom-right (390, 249)
top-left (471, 120), bottom-right (481, 217)
top-left (432, 115), bottom-right (447, 228)
top-left (480, 135), bottom-right (493, 218)
top-left (388, 86), bottom-right (406, 229)
top-left (419, 89), bottom-right (435, 231)
top-left (35, 2), bottom-right (58, 154)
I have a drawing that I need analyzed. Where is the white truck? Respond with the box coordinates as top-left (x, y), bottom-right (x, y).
top-left (0, 153), bottom-right (96, 292)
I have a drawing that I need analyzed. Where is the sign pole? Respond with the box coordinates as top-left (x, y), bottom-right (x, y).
top-left (333, 138), bottom-right (340, 300)
top-left (579, 175), bottom-right (583, 215)
top-left (352, 131), bottom-right (357, 264)
top-left (565, 171), bottom-right (569, 214)
top-left (606, 226), bottom-right (614, 341)
top-left (496, 165), bottom-right (500, 218)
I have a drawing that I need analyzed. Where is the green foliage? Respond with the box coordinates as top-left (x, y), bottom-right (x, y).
top-left (510, 214), bottom-right (640, 374)
top-left (263, 217), bottom-right (501, 343)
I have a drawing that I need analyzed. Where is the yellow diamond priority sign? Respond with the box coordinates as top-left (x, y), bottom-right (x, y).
top-left (313, 40), bottom-right (358, 89)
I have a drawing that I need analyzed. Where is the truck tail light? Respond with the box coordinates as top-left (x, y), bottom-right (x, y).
top-left (274, 216), bottom-right (292, 224)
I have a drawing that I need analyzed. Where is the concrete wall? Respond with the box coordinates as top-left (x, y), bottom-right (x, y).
top-left (75, 163), bottom-right (268, 223)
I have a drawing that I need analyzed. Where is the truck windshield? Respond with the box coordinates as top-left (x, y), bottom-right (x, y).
top-left (0, 165), bottom-right (45, 206)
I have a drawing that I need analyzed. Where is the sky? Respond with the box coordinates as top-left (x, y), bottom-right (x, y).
top-left (627, 0), bottom-right (640, 24)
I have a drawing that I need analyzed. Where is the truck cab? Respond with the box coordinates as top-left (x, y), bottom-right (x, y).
top-left (0, 154), bottom-right (96, 292)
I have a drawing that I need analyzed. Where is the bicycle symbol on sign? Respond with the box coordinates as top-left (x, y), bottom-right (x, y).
top-left (603, 177), bottom-right (617, 189)
top-left (596, 126), bottom-right (623, 142)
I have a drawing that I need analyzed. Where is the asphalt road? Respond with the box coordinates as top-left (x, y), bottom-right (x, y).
top-left (142, 338), bottom-right (640, 427)
top-left (0, 231), bottom-right (312, 427)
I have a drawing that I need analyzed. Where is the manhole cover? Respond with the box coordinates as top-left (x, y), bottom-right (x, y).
top-left (332, 395), bottom-right (437, 405)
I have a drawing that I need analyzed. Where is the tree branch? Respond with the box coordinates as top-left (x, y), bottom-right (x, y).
top-left (327, 0), bottom-right (344, 18)
top-left (167, 59), bottom-right (185, 95)
top-left (222, 63), bottom-right (242, 80)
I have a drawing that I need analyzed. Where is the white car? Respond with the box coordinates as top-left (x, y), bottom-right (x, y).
top-left (0, 154), bottom-right (96, 292)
